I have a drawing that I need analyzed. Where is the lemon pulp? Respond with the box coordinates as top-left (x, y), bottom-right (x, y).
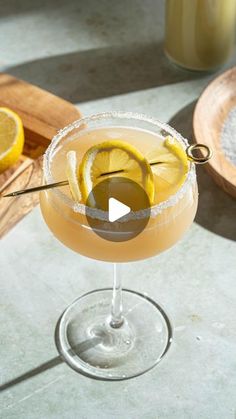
top-left (0, 107), bottom-right (24, 174)
top-left (146, 136), bottom-right (189, 203)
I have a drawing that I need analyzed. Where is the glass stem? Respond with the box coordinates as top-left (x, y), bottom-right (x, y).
top-left (110, 263), bottom-right (124, 328)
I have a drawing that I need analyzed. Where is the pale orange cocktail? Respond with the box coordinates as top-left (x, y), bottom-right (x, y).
top-left (40, 123), bottom-right (197, 262)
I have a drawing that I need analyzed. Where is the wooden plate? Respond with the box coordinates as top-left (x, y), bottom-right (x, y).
top-left (193, 67), bottom-right (236, 199)
top-left (0, 73), bottom-right (82, 238)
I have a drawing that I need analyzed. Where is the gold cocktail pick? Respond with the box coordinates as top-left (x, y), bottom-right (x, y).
top-left (1, 144), bottom-right (212, 198)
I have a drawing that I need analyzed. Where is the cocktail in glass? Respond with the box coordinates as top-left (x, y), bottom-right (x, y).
top-left (40, 112), bottom-right (198, 380)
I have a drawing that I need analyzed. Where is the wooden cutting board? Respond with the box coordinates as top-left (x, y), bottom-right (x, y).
top-left (0, 73), bottom-right (82, 238)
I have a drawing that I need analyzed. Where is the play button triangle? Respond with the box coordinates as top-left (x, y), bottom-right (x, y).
top-left (108, 197), bottom-right (131, 222)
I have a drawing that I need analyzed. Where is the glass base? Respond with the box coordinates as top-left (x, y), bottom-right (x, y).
top-left (55, 289), bottom-right (173, 380)
top-left (165, 49), bottom-right (222, 74)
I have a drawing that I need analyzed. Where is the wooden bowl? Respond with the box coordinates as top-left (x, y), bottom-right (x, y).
top-left (193, 67), bottom-right (236, 199)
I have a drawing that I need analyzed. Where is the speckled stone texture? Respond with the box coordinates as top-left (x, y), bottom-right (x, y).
top-left (0, 1), bottom-right (236, 418)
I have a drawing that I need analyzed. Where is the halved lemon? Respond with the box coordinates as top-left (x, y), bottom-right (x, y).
top-left (146, 136), bottom-right (189, 203)
top-left (0, 107), bottom-right (24, 174)
top-left (78, 140), bottom-right (155, 208)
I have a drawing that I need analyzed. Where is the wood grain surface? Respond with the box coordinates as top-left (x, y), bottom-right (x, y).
top-left (0, 73), bottom-right (82, 238)
top-left (193, 67), bottom-right (236, 199)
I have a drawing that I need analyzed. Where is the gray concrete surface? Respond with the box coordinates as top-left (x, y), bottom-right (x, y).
top-left (0, 1), bottom-right (236, 418)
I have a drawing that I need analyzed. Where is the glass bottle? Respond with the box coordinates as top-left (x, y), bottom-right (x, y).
top-left (165, 0), bottom-right (236, 71)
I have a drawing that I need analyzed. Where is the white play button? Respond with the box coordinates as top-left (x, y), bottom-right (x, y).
top-left (108, 197), bottom-right (131, 222)
top-left (85, 177), bottom-right (151, 242)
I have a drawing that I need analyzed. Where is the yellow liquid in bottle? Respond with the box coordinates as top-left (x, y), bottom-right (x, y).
top-left (165, 0), bottom-right (236, 71)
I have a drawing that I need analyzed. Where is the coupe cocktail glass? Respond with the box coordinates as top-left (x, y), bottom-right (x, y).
top-left (40, 112), bottom-right (198, 380)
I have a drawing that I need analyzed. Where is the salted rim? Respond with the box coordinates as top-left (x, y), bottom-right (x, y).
top-left (43, 111), bottom-right (196, 219)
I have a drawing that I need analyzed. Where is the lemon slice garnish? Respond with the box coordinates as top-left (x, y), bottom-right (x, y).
top-left (146, 136), bottom-right (189, 203)
top-left (79, 140), bottom-right (154, 208)
top-left (66, 150), bottom-right (81, 202)
top-left (66, 137), bottom-right (189, 207)
top-left (0, 107), bottom-right (24, 174)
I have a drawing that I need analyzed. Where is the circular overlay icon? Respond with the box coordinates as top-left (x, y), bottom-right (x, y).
top-left (85, 177), bottom-right (151, 242)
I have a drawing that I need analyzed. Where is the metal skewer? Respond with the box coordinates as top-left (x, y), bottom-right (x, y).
top-left (2, 180), bottom-right (69, 198)
top-left (1, 144), bottom-right (212, 198)
top-left (0, 162), bottom-right (164, 198)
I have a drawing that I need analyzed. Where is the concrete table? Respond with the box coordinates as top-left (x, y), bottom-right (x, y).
top-left (0, 1), bottom-right (236, 418)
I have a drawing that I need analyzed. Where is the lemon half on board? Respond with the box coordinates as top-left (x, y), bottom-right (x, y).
top-left (0, 107), bottom-right (24, 174)
top-left (77, 140), bottom-right (155, 208)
